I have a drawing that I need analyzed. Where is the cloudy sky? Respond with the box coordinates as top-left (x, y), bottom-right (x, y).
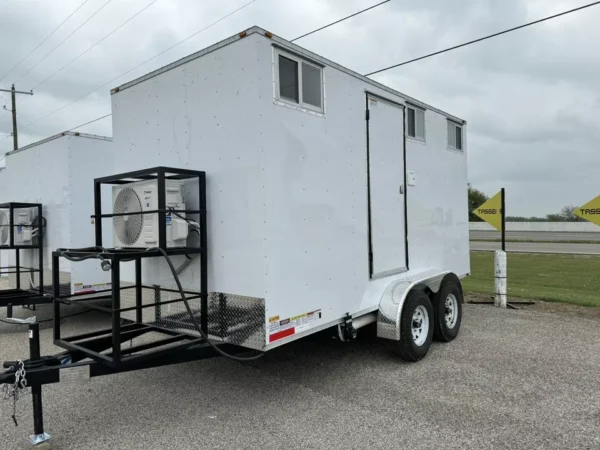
top-left (1, 0), bottom-right (598, 216)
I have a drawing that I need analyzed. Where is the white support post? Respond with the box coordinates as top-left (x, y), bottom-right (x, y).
top-left (494, 250), bottom-right (507, 308)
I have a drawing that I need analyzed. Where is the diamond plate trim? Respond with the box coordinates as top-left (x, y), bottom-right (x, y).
top-left (377, 271), bottom-right (450, 341)
top-left (119, 285), bottom-right (266, 351)
top-left (377, 280), bottom-right (411, 341)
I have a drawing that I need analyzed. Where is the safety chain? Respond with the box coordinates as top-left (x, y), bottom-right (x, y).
top-left (1, 360), bottom-right (29, 426)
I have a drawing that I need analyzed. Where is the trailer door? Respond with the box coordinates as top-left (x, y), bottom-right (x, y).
top-left (366, 94), bottom-right (407, 277)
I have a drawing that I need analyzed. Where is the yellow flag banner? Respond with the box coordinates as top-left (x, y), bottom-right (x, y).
top-left (474, 191), bottom-right (503, 232)
top-left (574, 195), bottom-right (600, 226)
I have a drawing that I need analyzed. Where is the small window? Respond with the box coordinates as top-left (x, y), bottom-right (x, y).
top-left (448, 120), bottom-right (463, 150)
top-left (407, 108), bottom-right (416, 137)
top-left (302, 62), bottom-right (321, 108)
top-left (456, 126), bottom-right (462, 150)
top-left (276, 51), bottom-right (323, 113)
top-left (407, 105), bottom-right (425, 141)
top-left (278, 56), bottom-right (299, 102)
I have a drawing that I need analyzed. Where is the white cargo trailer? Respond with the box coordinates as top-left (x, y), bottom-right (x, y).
top-left (107, 26), bottom-right (470, 360)
top-left (0, 132), bottom-right (114, 297)
top-left (0, 27), bottom-right (472, 448)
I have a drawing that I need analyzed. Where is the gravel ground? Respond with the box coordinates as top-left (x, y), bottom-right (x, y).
top-left (1, 304), bottom-right (600, 450)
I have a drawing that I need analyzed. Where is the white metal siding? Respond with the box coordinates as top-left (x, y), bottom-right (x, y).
top-left (111, 35), bottom-right (268, 297)
top-left (405, 112), bottom-right (470, 277)
top-left (2, 137), bottom-right (72, 275)
top-left (257, 41), bottom-right (370, 330)
top-left (67, 135), bottom-right (114, 291)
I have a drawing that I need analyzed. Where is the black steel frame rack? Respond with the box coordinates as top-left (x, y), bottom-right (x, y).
top-left (0, 167), bottom-right (261, 446)
top-left (53, 167), bottom-right (211, 368)
top-left (0, 202), bottom-right (51, 309)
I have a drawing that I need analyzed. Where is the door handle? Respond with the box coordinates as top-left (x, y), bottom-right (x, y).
top-left (399, 184), bottom-right (404, 195)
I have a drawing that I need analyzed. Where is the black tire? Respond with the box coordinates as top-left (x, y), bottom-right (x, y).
top-left (433, 279), bottom-right (463, 342)
top-left (388, 289), bottom-right (434, 362)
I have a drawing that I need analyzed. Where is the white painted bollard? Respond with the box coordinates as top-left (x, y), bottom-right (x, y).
top-left (494, 250), bottom-right (507, 308)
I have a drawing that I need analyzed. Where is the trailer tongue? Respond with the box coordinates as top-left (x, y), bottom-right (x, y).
top-left (0, 320), bottom-right (253, 446)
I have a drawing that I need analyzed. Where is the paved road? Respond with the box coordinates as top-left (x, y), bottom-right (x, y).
top-left (2, 306), bottom-right (600, 449)
top-left (471, 230), bottom-right (600, 241)
top-left (470, 240), bottom-right (600, 254)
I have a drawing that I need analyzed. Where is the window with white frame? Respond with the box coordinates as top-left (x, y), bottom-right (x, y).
top-left (447, 120), bottom-right (463, 150)
top-left (276, 50), bottom-right (324, 112)
top-left (407, 104), bottom-right (425, 141)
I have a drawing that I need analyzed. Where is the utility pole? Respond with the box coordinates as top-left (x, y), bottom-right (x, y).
top-left (0, 85), bottom-right (33, 150)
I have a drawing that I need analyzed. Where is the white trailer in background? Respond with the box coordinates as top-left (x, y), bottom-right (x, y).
top-left (0, 131), bottom-right (114, 297)
top-left (109, 26), bottom-right (470, 360)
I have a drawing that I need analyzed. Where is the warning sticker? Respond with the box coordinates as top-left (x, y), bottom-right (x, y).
top-left (269, 310), bottom-right (322, 343)
top-left (74, 282), bottom-right (112, 295)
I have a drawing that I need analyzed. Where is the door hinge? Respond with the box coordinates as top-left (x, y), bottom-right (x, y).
top-left (365, 109), bottom-right (370, 121)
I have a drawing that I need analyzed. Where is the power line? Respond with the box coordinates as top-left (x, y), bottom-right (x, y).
top-left (0, 0), bottom-right (92, 86)
top-left (364, 0), bottom-right (600, 76)
top-left (291, 0), bottom-right (390, 42)
top-left (68, 113), bottom-right (111, 131)
top-left (14, 0), bottom-right (114, 84)
top-left (31, 0), bottom-right (161, 91)
top-left (104, 0), bottom-right (260, 82)
top-left (20, 0), bottom-right (259, 132)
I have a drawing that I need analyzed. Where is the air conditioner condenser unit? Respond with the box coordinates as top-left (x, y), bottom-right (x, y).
top-left (112, 179), bottom-right (191, 248)
top-left (0, 208), bottom-right (34, 246)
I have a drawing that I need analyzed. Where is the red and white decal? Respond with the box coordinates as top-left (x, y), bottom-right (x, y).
top-left (268, 310), bottom-right (321, 343)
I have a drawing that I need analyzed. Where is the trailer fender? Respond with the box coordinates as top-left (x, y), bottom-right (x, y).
top-left (377, 270), bottom-right (450, 341)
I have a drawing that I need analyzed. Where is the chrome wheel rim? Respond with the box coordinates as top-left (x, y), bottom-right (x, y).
top-left (445, 293), bottom-right (458, 329)
top-left (412, 305), bottom-right (429, 346)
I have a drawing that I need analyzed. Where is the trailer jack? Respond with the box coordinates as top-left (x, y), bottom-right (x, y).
top-left (337, 313), bottom-right (357, 342)
top-left (0, 323), bottom-right (52, 447)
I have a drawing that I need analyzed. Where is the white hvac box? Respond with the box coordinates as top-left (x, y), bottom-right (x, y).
top-left (110, 27), bottom-right (470, 352)
top-left (0, 132), bottom-right (114, 295)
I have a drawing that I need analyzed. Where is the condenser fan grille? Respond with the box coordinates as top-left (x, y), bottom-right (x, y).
top-left (0, 211), bottom-right (8, 245)
top-left (113, 188), bottom-right (143, 246)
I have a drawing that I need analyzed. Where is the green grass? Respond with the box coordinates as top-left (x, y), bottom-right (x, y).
top-left (463, 252), bottom-right (600, 307)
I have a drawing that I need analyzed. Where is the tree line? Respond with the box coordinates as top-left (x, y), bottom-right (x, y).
top-left (468, 184), bottom-right (584, 222)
